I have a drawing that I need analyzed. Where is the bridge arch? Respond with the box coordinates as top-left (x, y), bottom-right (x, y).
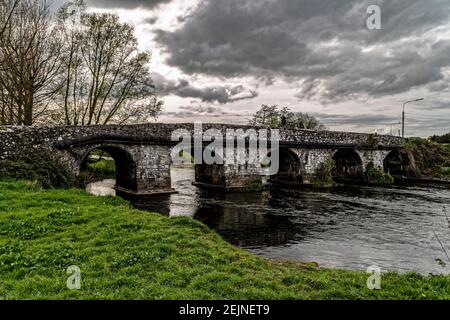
top-left (383, 150), bottom-right (411, 176)
top-left (79, 145), bottom-right (137, 192)
top-left (269, 148), bottom-right (303, 184)
top-left (332, 149), bottom-right (364, 180)
top-left (193, 148), bottom-right (226, 187)
top-left (195, 162), bottom-right (226, 187)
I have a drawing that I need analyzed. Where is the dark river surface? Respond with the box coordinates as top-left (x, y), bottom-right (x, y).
top-left (88, 167), bottom-right (450, 275)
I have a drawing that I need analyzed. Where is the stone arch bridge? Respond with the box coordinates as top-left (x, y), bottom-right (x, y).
top-left (0, 123), bottom-right (406, 195)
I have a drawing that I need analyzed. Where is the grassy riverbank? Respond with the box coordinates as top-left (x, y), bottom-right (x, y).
top-left (0, 180), bottom-right (449, 300)
top-left (405, 138), bottom-right (450, 180)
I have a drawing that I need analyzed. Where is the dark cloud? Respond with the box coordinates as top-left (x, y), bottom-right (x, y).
top-left (86, 0), bottom-right (171, 9)
top-left (153, 73), bottom-right (258, 104)
top-left (142, 16), bottom-right (158, 25)
top-left (155, 0), bottom-right (450, 101)
top-left (162, 105), bottom-right (234, 118)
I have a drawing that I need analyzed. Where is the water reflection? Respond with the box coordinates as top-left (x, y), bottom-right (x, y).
top-left (193, 195), bottom-right (300, 248)
top-left (87, 167), bottom-right (450, 275)
top-left (86, 179), bottom-right (116, 196)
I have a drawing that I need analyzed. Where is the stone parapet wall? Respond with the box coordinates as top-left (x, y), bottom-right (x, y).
top-left (0, 123), bottom-right (403, 160)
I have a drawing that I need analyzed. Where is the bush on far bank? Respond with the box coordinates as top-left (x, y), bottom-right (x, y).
top-left (405, 138), bottom-right (450, 179)
top-left (312, 158), bottom-right (336, 187)
top-left (365, 163), bottom-right (394, 185)
top-left (0, 148), bottom-right (76, 189)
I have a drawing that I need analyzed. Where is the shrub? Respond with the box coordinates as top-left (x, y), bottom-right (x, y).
top-left (441, 167), bottom-right (450, 177)
top-left (82, 159), bottom-right (116, 182)
top-left (0, 148), bottom-right (76, 189)
top-left (243, 180), bottom-right (265, 192)
top-left (365, 163), bottom-right (394, 185)
top-left (404, 138), bottom-right (450, 179)
top-left (430, 132), bottom-right (450, 144)
top-left (312, 158), bottom-right (336, 187)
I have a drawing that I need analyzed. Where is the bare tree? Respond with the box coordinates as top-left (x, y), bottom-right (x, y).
top-left (0, 0), bottom-right (19, 38)
top-left (0, 0), bottom-right (19, 124)
top-left (0, 0), bottom-right (63, 125)
top-left (0, 0), bottom-right (161, 126)
top-left (55, 1), bottom-right (162, 125)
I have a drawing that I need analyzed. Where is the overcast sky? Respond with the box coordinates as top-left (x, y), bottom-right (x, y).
top-left (55, 0), bottom-right (450, 137)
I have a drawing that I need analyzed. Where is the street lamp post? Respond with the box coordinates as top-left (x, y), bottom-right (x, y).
top-left (402, 98), bottom-right (424, 138)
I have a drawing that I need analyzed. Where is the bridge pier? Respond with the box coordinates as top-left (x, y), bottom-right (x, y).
top-left (290, 148), bottom-right (337, 184)
top-left (357, 150), bottom-right (391, 170)
top-left (194, 163), bottom-right (263, 191)
top-left (130, 145), bottom-right (177, 195)
top-left (222, 163), bottom-right (264, 190)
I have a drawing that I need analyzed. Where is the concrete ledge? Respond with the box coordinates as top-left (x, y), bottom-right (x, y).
top-left (395, 177), bottom-right (450, 186)
top-left (192, 181), bottom-right (268, 192)
top-left (115, 186), bottom-right (178, 197)
top-left (268, 179), bottom-right (305, 187)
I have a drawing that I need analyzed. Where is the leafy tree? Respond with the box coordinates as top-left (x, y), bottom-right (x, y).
top-left (430, 132), bottom-right (450, 144)
top-left (249, 105), bottom-right (326, 130)
top-left (293, 112), bottom-right (327, 130)
top-left (249, 105), bottom-right (281, 128)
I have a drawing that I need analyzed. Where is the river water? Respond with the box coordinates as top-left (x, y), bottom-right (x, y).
top-left (87, 167), bottom-right (450, 275)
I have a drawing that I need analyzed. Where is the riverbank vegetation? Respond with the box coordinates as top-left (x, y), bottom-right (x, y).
top-left (312, 158), bottom-right (335, 187)
top-left (87, 160), bottom-right (115, 179)
top-left (79, 152), bottom-right (116, 184)
top-left (0, 148), bottom-right (76, 188)
top-left (404, 138), bottom-right (450, 180)
top-left (430, 132), bottom-right (450, 144)
top-left (365, 163), bottom-right (395, 186)
top-left (1, 180), bottom-right (449, 300)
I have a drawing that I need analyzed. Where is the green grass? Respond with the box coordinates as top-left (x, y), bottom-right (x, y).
top-left (1, 180), bottom-right (450, 300)
top-left (80, 159), bottom-right (116, 183)
top-left (87, 159), bottom-right (116, 178)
